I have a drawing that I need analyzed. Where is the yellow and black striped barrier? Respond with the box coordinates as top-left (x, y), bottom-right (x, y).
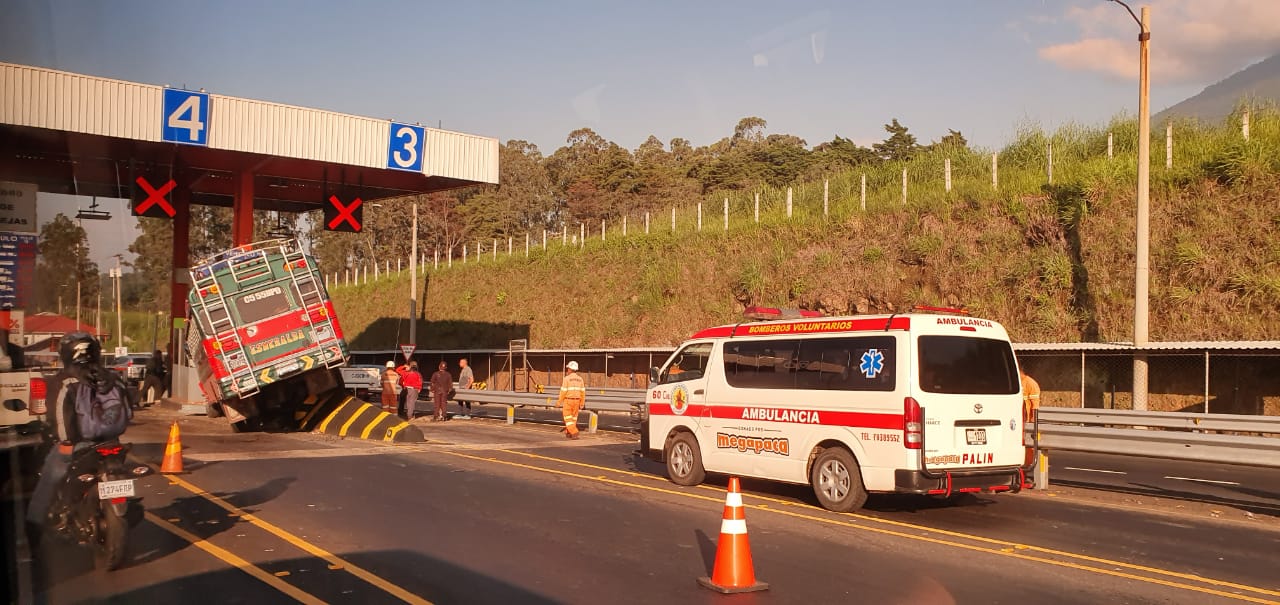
top-left (310, 392), bottom-right (424, 443)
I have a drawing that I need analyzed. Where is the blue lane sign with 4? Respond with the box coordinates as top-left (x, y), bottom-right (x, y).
top-left (386, 122), bottom-right (426, 172)
top-left (162, 89), bottom-right (209, 146)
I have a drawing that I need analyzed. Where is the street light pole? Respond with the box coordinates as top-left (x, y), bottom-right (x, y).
top-left (409, 200), bottom-right (418, 351)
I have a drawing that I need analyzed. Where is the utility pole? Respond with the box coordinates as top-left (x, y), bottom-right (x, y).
top-left (111, 258), bottom-right (124, 353)
top-left (1111, 1), bottom-right (1152, 410)
top-left (408, 200), bottom-right (418, 350)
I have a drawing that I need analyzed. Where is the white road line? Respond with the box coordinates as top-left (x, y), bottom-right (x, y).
top-left (1062, 467), bottom-right (1127, 474)
top-left (1164, 476), bottom-right (1241, 486)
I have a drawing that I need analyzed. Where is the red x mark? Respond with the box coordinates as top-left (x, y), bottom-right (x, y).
top-left (135, 177), bottom-right (177, 217)
top-left (327, 195), bottom-right (363, 230)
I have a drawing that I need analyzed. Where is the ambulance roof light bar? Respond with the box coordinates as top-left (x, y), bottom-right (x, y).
top-left (742, 305), bottom-right (825, 321)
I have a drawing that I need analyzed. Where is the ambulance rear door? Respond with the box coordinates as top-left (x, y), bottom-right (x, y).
top-left (914, 334), bottom-right (1023, 470)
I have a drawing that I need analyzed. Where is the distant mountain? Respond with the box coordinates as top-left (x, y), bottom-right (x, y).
top-left (1156, 52), bottom-right (1280, 124)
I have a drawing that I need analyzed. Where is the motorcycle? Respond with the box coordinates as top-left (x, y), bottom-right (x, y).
top-left (45, 440), bottom-right (152, 570)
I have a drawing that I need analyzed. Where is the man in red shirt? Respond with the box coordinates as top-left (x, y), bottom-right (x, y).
top-left (396, 361), bottom-right (424, 420)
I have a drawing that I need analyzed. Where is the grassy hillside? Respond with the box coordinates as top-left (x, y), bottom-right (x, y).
top-left (332, 109), bottom-right (1280, 349)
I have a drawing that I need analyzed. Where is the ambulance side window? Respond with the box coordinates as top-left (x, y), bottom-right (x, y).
top-left (659, 343), bottom-right (712, 384)
top-left (723, 340), bottom-right (801, 389)
top-left (796, 336), bottom-right (896, 391)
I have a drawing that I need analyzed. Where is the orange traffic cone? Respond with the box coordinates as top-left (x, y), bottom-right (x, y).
top-left (160, 421), bottom-right (184, 474)
top-left (697, 477), bottom-right (769, 593)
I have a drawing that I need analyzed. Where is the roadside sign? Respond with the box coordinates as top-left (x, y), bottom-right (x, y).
top-left (0, 233), bottom-right (37, 307)
top-left (400, 344), bottom-right (416, 361)
top-left (386, 122), bottom-right (426, 172)
top-left (324, 195), bottom-right (362, 232)
top-left (161, 88), bottom-right (210, 146)
top-left (0, 182), bottom-right (37, 233)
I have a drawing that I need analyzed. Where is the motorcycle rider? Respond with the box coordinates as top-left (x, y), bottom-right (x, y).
top-left (25, 332), bottom-right (128, 550)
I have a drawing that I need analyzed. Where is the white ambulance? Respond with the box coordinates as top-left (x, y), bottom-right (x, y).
top-left (642, 306), bottom-right (1030, 512)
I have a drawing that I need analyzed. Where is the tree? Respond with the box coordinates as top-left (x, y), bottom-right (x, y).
top-left (731, 116), bottom-right (768, 148)
top-left (935, 129), bottom-right (968, 149)
top-left (872, 119), bottom-right (920, 162)
top-left (36, 213), bottom-right (100, 315)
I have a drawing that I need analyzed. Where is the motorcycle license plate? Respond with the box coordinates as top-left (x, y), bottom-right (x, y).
top-left (965, 428), bottom-right (988, 446)
top-left (97, 479), bottom-right (135, 499)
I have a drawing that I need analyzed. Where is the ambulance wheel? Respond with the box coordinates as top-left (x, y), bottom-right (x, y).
top-left (666, 432), bottom-right (705, 486)
top-left (810, 447), bottom-right (867, 512)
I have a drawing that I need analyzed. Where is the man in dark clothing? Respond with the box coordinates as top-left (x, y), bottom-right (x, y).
top-left (429, 361), bottom-right (452, 421)
top-left (141, 349), bottom-right (168, 405)
top-left (26, 332), bottom-right (128, 547)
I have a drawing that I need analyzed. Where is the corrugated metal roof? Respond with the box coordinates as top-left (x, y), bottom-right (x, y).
top-left (1015, 341), bottom-right (1280, 352)
top-left (1, 62), bottom-right (498, 183)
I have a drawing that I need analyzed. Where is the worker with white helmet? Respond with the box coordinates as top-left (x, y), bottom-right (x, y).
top-left (558, 360), bottom-right (586, 439)
top-left (380, 361), bottom-right (400, 414)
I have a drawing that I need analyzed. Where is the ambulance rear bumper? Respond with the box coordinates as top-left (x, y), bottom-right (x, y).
top-left (895, 466), bottom-right (1025, 496)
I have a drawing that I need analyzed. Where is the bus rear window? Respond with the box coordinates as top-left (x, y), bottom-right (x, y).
top-left (233, 285), bottom-right (293, 324)
top-left (918, 336), bottom-right (1018, 395)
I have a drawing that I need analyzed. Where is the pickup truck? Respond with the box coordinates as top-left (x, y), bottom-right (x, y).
top-left (0, 369), bottom-right (48, 442)
top-left (338, 364), bottom-right (390, 398)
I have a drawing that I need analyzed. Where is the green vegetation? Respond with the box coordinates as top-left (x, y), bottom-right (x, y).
top-left (331, 105), bottom-right (1280, 349)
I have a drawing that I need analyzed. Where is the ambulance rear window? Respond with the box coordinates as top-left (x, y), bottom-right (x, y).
top-left (917, 336), bottom-right (1018, 395)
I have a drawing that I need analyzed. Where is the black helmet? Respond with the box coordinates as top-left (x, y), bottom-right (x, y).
top-left (59, 332), bottom-right (102, 367)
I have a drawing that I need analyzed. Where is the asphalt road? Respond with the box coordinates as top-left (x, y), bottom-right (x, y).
top-left (6, 405), bottom-right (1280, 605)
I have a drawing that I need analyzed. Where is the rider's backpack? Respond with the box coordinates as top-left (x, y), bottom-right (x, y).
top-left (74, 376), bottom-right (132, 441)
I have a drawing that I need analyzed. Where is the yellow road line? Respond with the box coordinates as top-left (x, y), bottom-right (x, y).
top-left (361, 411), bottom-right (394, 439)
top-left (447, 451), bottom-right (1278, 604)
top-left (145, 512), bottom-right (326, 605)
top-left (163, 474), bottom-right (433, 605)
top-left (501, 449), bottom-right (1279, 597)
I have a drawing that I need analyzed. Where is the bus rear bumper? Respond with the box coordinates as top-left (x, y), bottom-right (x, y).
top-left (894, 466), bottom-right (1026, 496)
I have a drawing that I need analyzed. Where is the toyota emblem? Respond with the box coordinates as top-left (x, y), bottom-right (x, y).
top-left (973, 403), bottom-right (983, 414)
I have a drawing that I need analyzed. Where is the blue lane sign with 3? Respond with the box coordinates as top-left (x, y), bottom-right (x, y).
top-left (386, 122), bottom-right (426, 171)
top-left (162, 89), bottom-right (210, 146)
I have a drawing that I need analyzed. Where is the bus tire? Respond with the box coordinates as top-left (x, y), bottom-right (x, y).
top-left (665, 432), bottom-right (706, 486)
top-left (810, 447), bottom-right (867, 512)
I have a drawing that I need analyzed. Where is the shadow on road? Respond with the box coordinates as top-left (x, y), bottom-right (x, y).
top-left (1054, 479), bottom-right (1280, 518)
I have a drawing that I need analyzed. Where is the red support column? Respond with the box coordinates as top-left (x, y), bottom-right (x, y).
top-left (169, 181), bottom-right (191, 357)
top-left (233, 167), bottom-right (255, 245)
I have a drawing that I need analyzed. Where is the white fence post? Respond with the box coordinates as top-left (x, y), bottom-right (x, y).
top-left (542, 229), bottom-right (547, 251)
top-left (671, 207), bottom-right (675, 232)
top-left (944, 158), bottom-right (952, 193)
top-left (397, 259), bottom-right (401, 272)
top-left (823, 179), bottom-right (829, 218)
top-left (579, 223), bottom-right (585, 248)
top-left (508, 236), bottom-right (512, 256)
top-left (901, 168), bottom-right (907, 205)
top-left (601, 220), bottom-right (606, 241)
top-left (860, 174), bottom-right (866, 210)
top-left (1108, 132), bottom-right (1113, 159)
top-left (723, 197), bottom-right (729, 231)
top-left (463, 244), bottom-right (468, 264)
top-left (1047, 142), bottom-right (1053, 184)
top-left (1243, 109), bottom-right (1251, 140)
top-left (448, 248), bottom-right (453, 268)
top-left (754, 192), bottom-right (760, 223)
top-left (434, 248), bottom-right (439, 270)
top-left (344, 270), bottom-right (349, 286)
top-left (374, 261), bottom-right (379, 279)
top-left (1166, 123), bottom-right (1173, 169)
top-left (562, 224), bottom-right (567, 246)
top-left (697, 203), bottom-right (702, 231)
top-left (645, 212), bottom-right (650, 234)
top-left (992, 153), bottom-right (998, 190)
top-left (623, 215), bottom-right (628, 237)
top-left (525, 233), bottom-right (529, 256)
top-left (786, 187), bottom-right (793, 218)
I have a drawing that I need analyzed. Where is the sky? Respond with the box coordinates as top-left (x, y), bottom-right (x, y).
top-left (4, 0), bottom-right (1280, 266)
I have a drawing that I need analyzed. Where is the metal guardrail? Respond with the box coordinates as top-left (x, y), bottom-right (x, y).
top-left (451, 388), bottom-right (646, 432)
top-left (1028, 407), bottom-right (1280, 470)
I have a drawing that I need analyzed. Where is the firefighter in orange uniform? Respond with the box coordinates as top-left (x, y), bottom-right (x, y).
top-left (558, 361), bottom-right (586, 440)
top-left (381, 361), bottom-right (401, 414)
top-left (1021, 369), bottom-right (1041, 469)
